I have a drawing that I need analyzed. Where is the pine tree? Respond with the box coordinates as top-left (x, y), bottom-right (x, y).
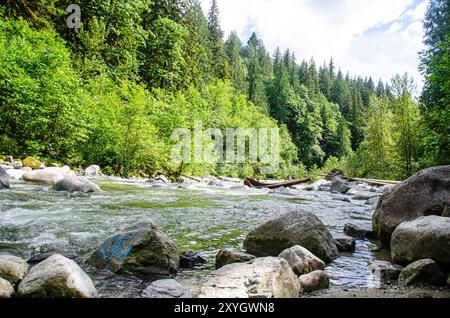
top-left (225, 31), bottom-right (248, 93)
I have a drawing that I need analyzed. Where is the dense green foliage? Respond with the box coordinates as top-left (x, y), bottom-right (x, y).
top-left (0, 1), bottom-right (447, 179)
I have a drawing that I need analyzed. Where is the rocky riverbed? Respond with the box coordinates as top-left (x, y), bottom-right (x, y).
top-left (0, 161), bottom-right (449, 298)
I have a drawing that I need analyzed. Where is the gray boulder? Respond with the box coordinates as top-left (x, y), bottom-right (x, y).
top-left (298, 270), bottom-right (330, 293)
top-left (84, 165), bottom-right (101, 177)
top-left (278, 246), bottom-right (325, 276)
top-left (0, 166), bottom-right (10, 189)
top-left (0, 277), bottom-right (14, 298)
top-left (391, 216), bottom-right (450, 269)
top-left (87, 220), bottom-right (179, 278)
top-left (0, 254), bottom-right (29, 286)
top-left (373, 166), bottom-right (450, 247)
top-left (198, 257), bottom-right (301, 298)
top-left (352, 191), bottom-right (377, 201)
top-left (53, 176), bottom-right (101, 193)
top-left (398, 259), bottom-right (446, 287)
top-left (215, 249), bottom-right (255, 269)
top-left (243, 210), bottom-right (339, 264)
top-left (344, 223), bottom-right (375, 240)
top-left (368, 260), bottom-right (402, 283)
top-left (142, 279), bottom-right (191, 298)
top-left (331, 177), bottom-right (351, 194)
top-left (333, 235), bottom-right (356, 252)
top-left (18, 254), bottom-right (97, 298)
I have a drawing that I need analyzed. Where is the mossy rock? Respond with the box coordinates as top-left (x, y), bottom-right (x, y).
top-left (23, 157), bottom-right (42, 169)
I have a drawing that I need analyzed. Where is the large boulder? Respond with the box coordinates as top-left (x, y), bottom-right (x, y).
top-left (142, 279), bottom-right (191, 298)
top-left (0, 277), bottom-right (14, 298)
top-left (18, 254), bottom-right (97, 298)
top-left (243, 210), bottom-right (339, 264)
top-left (331, 177), bottom-right (351, 194)
top-left (398, 259), bottom-right (446, 287)
top-left (23, 170), bottom-right (64, 184)
top-left (215, 249), bottom-right (255, 269)
top-left (0, 254), bottom-right (29, 286)
top-left (0, 166), bottom-right (10, 189)
top-left (278, 246), bottom-right (325, 276)
top-left (298, 270), bottom-right (329, 293)
top-left (373, 166), bottom-right (450, 247)
top-left (53, 176), bottom-right (101, 193)
top-left (391, 216), bottom-right (450, 269)
top-left (198, 257), bottom-right (301, 298)
top-left (6, 168), bottom-right (26, 181)
top-left (87, 220), bottom-right (179, 278)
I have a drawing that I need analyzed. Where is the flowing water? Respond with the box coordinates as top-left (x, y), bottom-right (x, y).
top-left (0, 177), bottom-right (383, 297)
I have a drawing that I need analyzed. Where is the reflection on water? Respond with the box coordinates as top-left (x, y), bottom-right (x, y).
top-left (0, 177), bottom-right (381, 297)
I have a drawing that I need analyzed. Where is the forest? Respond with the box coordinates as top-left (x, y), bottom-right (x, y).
top-left (0, 0), bottom-right (448, 180)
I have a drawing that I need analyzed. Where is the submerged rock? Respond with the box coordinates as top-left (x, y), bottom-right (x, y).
top-left (391, 216), bottom-right (450, 269)
top-left (352, 191), bottom-right (377, 201)
top-left (87, 219), bottom-right (179, 278)
top-left (333, 235), bottom-right (356, 252)
top-left (142, 279), bottom-right (191, 298)
top-left (215, 249), bottom-right (255, 269)
top-left (18, 254), bottom-right (97, 298)
top-left (53, 176), bottom-right (101, 193)
top-left (180, 251), bottom-right (207, 269)
top-left (343, 223), bottom-right (375, 240)
top-left (243, 210), bottom-right (339, 264)
top-left (368, 260), bottom-right (402, 283)
top-left (278, 246), bottom-right (325, 276)
top-left (198, 257), bottom-right (300, 298)
top-left (331, 177), bottom-right (351, 194)
top-left (0, 166), bottom-right (10, 189)
top-left (299, 270), bottom-right (329, 293)
top-left (373, 165), bottom-right (450, 247)
top-left (0, 254), bottom-right (29, 286)
top-left (398, 259), bottom-right (446, 287)
top-left (0, 277), bottom-right (14, 298)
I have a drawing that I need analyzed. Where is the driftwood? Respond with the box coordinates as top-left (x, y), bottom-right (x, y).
top-left (244, 177), bottom-right (311, 189)
top-left (319, 174), bottom-right (401, 186)
top-left (180, 174), bottom-right (202, 182)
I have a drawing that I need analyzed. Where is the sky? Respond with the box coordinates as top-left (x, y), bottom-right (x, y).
top-left (200, 0), bottom-right (428, 92)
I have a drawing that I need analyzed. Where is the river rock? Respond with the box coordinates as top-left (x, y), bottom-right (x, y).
top-left (87, 219), bottom-right (179, 277)
top-left (23, 169), bottom-right (65, 184)
top-left (142, 279), bottom-right (191, 298)
top-left (13, 161), bottom-right (23, 169)
top-left (443, 206), bottom-right (450, 217)
top-left (333, 235), bottom-right (356, 252)
top-left (53, 176), bottom-right (101, 193)
top-left (373, 166), bottom-right (450, 247)
top-left (215, 249), bottom-right (256, 269)
top-left (22, 157), bottom-right (43, 169)
top-left (368, 260), bottom-right (402, 283)
top-left (180, 251), bottom-right (207, 269)
top-left (28, 251), bottom-right (78, 265)
top-left (298, 270), bottom-right (329, 293)
top-left (366, 197), bottom-right (380, 206)
top-left (352, 191), bottom-right (377, 201)
top-left (0, 277), bottom-right (14, 298)
top-left (344, 223), bottom-right (375, 240)
top-left (0, 254), bottom-right (29, 286)
top-left (84, 165), bottom-right (101, 176)
top-left (391, 216), bottom-right (450, 269)
top-left (5, 156), bottom-right (13, 163)
top-left (331, 177), bottom-right (351, 194)
top-left (398, 259), bottom-right (446, 287)
top-left (18, 254), bottom-right (97, 298)
top-left (243, 210), bottom-right (339, 264)
top-left (198, 257), bottom-right (301, 298)
top-left (0, 166), bottom-right (10, 189)
top-left (6, 168), bottom-right (26, 181)
top-left (278, 246), bottom-right (325, 276)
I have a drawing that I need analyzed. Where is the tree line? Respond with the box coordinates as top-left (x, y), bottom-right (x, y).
top-left (0, 0), bottom-right (448, 179)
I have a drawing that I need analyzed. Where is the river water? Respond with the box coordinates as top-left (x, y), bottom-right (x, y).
top-left (0, 177), bottom-right (383, 297)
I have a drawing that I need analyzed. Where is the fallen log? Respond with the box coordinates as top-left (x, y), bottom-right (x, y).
top-left (318, 174), bottom-right (401, 186)
top-left (244, 177), bottom-right (311, 189)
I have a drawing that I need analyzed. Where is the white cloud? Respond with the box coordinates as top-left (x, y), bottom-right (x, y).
top-left (201, 0), bottom-right (427, 89)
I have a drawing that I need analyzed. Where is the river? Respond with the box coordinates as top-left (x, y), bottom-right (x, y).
top-left (0, 177), bottom-right (383, 297)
